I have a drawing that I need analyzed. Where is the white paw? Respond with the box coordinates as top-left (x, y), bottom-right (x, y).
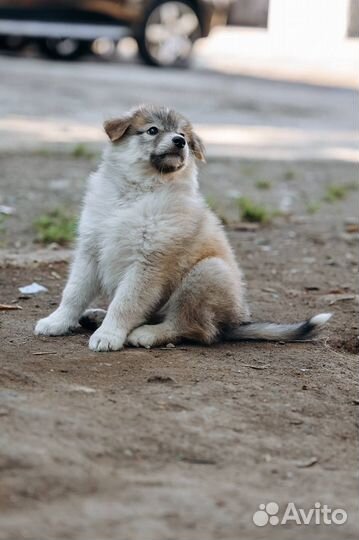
top-left (89, 327), bottom-right (126, 352)
top-left (127, 325), bottom-right (159, 348)
top-left (35, 312), bottom-right (73, 336)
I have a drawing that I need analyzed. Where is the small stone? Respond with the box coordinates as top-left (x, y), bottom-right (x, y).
top-left (296, 457), bottom-right (318, 468)
top-left (166, 343), bottom-right (176, 348)
top-left (68, 384), bottom-right (96, 394)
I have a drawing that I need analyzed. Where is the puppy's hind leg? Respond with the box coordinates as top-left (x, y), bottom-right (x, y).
top-left (127, 321), bottom-right (179, 348)
top-left (128, 257), bottom-right (248, 348)
top-left (79, 309), bottom-right (107, 331)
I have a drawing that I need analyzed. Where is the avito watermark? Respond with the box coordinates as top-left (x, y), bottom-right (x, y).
top-left (253, 501), bottom-right (347, 527)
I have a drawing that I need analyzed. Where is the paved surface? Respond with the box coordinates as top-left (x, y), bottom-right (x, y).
top-left (0, 54), bottom-right (356, 160)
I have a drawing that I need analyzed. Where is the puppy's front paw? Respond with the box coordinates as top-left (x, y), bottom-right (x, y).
top-left (89, 327), bottom-right (126, 352)
top-left (35, 312), bottom-right (73, 336)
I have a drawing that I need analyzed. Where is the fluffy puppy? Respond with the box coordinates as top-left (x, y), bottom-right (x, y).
top-left (35, 105), bottom-right (331, 351)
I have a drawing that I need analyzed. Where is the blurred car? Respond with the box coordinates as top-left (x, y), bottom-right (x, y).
top-left (0, 0), bottom-right (231, 66)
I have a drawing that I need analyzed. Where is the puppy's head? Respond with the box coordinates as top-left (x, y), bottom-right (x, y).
top-left (104, 105), bottom-right (205, 176)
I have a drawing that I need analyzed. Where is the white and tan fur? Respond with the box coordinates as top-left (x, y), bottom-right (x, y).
top-left (35, 105), bottom-right (331, 352)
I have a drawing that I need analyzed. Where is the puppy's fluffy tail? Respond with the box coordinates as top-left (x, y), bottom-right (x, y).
top-left (224, 313), bottom-right (332, 342)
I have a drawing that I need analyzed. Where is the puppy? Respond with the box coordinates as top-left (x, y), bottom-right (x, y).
top-left (35, 105), bottom-right (331, 351)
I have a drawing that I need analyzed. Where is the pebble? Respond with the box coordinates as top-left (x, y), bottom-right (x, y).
top-left (68, 384), bottom-right (96, 394)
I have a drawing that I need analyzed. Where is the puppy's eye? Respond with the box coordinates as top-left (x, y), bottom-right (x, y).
top-left (179, 133), bottom-right (185, 138)
top-left (147, 126), bottom-right (159, 135)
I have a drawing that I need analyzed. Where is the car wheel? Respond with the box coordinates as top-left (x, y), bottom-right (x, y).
top-left (38, 38), bottom-right (91, 61)
top-left (137, 0), bottom-right (202, 67)
top-left (0, 35), bottom-right (28, 52)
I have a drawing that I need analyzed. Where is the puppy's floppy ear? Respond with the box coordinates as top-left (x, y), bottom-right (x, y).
top-left (190, 131), bottom-right (206, 162)
top-left (104, 116), bottom-right (131, 142)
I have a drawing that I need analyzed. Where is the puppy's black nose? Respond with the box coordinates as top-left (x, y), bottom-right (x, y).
top-left (172, 135), bottom-right (186, 149)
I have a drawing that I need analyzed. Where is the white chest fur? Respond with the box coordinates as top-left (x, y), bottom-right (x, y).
top-left (80, 173), bottom-right (202, 296)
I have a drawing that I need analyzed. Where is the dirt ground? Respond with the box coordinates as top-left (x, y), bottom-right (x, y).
top-left (0, 154), bottom-right (358, 539)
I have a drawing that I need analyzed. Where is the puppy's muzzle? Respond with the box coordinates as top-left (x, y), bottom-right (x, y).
top-left (150, 137), bottom-right (187, 173)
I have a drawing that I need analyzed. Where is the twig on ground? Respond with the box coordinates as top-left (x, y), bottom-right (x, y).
top-left (32, 351), bottom-right (58, 356)
top-left (0, 304), bottom-right (22, 310)
top-left (243, 364), bottom-right (270, 370)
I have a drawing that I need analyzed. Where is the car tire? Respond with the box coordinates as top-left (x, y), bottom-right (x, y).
top-left (136, 0), bottom-right (202, 67)
top-left (0, 35), bottom-right (28, 52)
top-left (37, 38), bottom-right (91, 61)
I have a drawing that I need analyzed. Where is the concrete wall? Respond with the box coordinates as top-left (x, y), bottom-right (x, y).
top-left (228, 0), bottom-right (358, 41)
top-left (268, 0), bottom-right (352, 54)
